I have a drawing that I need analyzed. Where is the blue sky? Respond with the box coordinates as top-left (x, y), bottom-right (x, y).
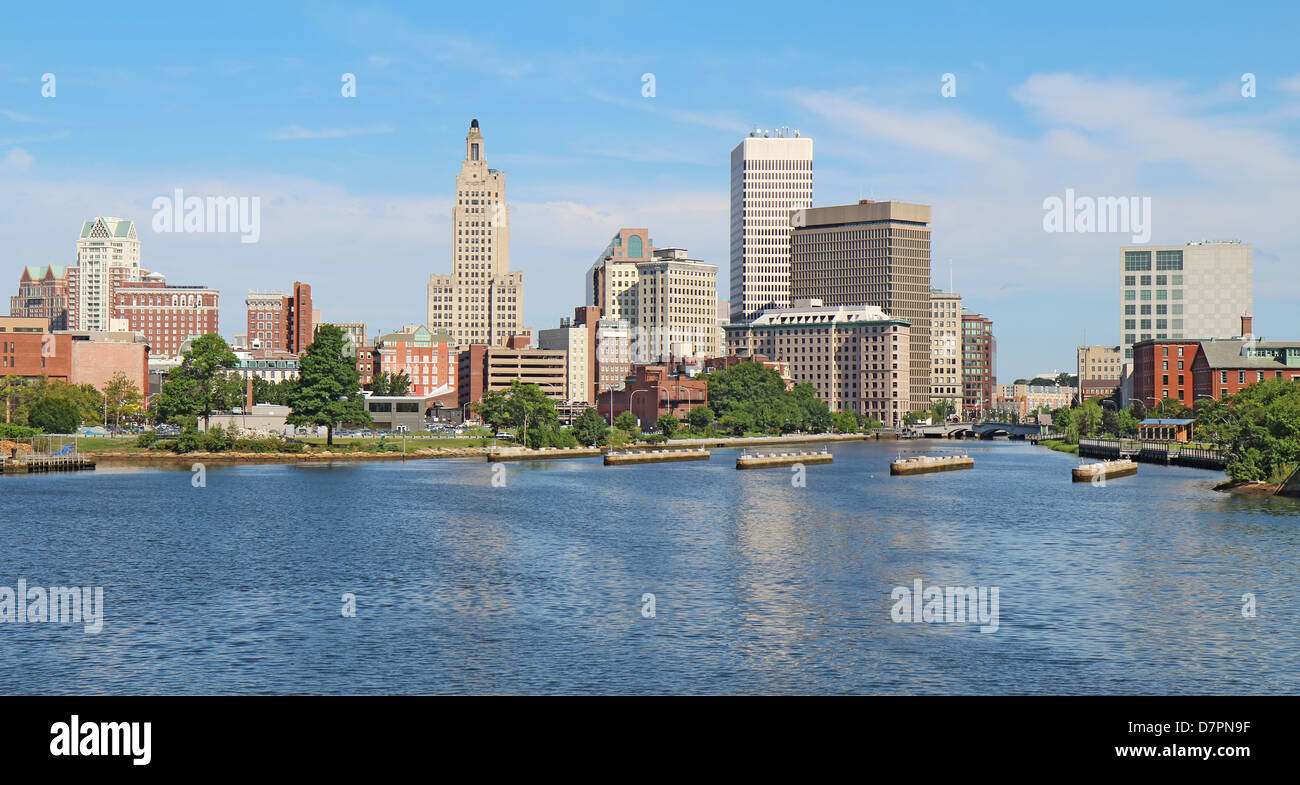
top-left (2, 0), bottom-right (1298, 379)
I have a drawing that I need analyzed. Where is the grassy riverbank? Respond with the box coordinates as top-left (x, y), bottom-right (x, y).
top-left (1037, 439), bottom-right (1079, 455)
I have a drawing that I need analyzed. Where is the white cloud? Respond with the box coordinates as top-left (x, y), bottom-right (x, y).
top-left (0, 147), bottom-right (34, 173)
top-left (268, 124), bottom-right (394, 141)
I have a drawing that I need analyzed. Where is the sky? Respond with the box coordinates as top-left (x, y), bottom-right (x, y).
top-left (1, 0), bottom-right (1298, 380)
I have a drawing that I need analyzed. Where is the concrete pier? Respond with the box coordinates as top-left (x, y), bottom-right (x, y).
top-left (1072, 459), bottom-right (1137, 482)
top-left (890, 454), bottom-right (974, 476)
top-left (604, 449), bottom-right (710, 466)
top-left (736, 450), bottom-right (832, 469)
top-left (487, 446), bottom-right (601, 462)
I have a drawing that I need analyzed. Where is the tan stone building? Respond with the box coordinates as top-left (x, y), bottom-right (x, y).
top-left (724, 299), bottom-right (911, 427)
top-left (790, 200), bottom-right (932, 412)
top-left (584, 229), bottom-right (719, 364)
top-left (1077, 345), bottom-right (1122, 401)
top-left (929, 289), bottom-right (962, 414)
top-left (428, 119), bottom-right (525, 347)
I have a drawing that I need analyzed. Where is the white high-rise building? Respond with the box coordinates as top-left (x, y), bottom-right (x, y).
top-left (68, 216), bottom-right (140, 331)
top-left (929, 289), bottom-right (963, 412)
top-left (428, 119), bottom-right (525, 347)
top-left (1118, 242), bottom-right (1252, 363)
top-left (729, 129), bottom-right (813, 323)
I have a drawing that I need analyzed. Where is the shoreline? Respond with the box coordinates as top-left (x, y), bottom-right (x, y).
top-left (86, 432), bottom-right (880, 466)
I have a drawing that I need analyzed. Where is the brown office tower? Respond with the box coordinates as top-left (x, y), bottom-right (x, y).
top-left (790, 200), bottom-right (932, 412)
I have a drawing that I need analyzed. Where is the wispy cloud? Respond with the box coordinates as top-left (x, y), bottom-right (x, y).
top-left (268, 124), bottom-right (394, 141)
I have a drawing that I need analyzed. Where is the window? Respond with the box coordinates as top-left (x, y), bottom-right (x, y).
top-left (1156, 250), bottom-right (1183, 270)
top-left (1125, 251), bottom-right (1152, 271)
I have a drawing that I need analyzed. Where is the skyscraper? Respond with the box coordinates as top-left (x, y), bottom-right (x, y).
top-left (428, 119), bottom-right (525, 347)
top-left (585, 229), bottom-right (720, 363)
top-left (790, 200), bottom-right (932, 412)
top-left (68, 216), bottom-right (140, 332)
top-left (1118, 242), bottom-right (1252, 364)
top-left (729, 129), bottom-right (812, 323)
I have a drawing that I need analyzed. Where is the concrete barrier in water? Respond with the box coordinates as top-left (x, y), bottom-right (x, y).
top-left (889, 454), bottom-right (974, 476)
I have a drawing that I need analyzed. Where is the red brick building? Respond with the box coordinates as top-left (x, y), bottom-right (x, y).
top-left (962, 309), bottom-right (996, 416)
top-left (111, 271), bottom-right (219, 359)
top-left (10, 265), bottom-right (70, 330)
top-left (596, 364), bottom-right (708, 427)
top-left (245, 282), bottom-right (313, 355)
top-left (1132, 317), bottom-right (1300, 406)
top-left (0, 316), bottom-right (150, 405)
top-left (369, 326), bottom-right (458, 405)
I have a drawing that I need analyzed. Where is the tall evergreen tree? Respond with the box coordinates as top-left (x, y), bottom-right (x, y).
top-left (287, 325), bottom-right (371, 445)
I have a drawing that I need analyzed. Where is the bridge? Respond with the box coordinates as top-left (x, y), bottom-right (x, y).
top-left (903, 421), bottom-right (1055, 439)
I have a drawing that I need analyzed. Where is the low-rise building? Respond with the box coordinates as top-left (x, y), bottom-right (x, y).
top-left (595, 364), bottom-right (708, 428)
top-left (1077, 345), bottom-right (1123, 402)
top-left (723, 299), bottom-right (912, 427)
top-left (457, 342), bottom-right (567, 408)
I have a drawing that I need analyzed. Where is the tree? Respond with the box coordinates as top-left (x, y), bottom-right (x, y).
top-left (1, 375), bottom-right (26, 424)
top-left (102, 370), bottom-right (143, 429)
top-left (572, 407), bottom-right (610, 446)
top-left (706, 362), bottom-right (787, 416)
top-left (472, 380), bottom-right (558, 446)
top-left (656, 413), bottom-right (680, 437)
top-left (1101, 408), bottom-right (1120, 436)
top-left (614, 410), bottom-right (639, 433)
top-left (929, 398), bottom-right (955, 424)
top-left (903, 411), bottom-right (925, 427)
top-left (287, 325), bottom-right (371, 445)
top-left (28, 395), bottom-right (80, 434)
top-left (1195, 379), bottom-right (1300, 484)
top-left (370, 371), bottom-right (390, 396)
top-left (153, 334), bottom-right (238, 427)
top-left (686, 405), bottom-right (715, 431)
top-left (831, 410), bottom-right (859, 433)
top-left (388, 371), bottom-right (412, 396)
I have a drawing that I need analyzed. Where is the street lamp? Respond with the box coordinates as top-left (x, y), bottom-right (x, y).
top-left (629, 389), bottom-right (650, 430)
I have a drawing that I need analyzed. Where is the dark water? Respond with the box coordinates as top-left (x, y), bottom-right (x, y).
top-left (1, 440), bottom-right (1297, 695)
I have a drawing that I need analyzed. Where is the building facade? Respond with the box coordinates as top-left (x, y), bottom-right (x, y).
top-left (929, 289), bottom-right (963, 413)
top-left (69, 217), bottom-right (141, 332)
top-left (245, 282), bottom-right (313, 354)
top-left (729, 129), bottom-right (813, 323)
top-left (323, 322), bottom-right (367, 353)
top-left (538, 312), bottom-right (595, 405)
top-left (427, 119), bottom-right (525, 347)
top-left (585, 229), bottom-right (720, 364)
top-left (112, 271), bottom-right (219, 359)
top-left (790, 200), bottom-right (932, 412)
top-left (723, 299), bottom-right (912, 427)
top-left (994, 383), bottom-right (1074, 420)
top-left (1132, 318), bottom-right (1300, 408)
top-left (1119, 242), bottom-right (1252, 363)
top-left (0, 316), bottom-right (149, 403)
top-left (961, 309), bottom-right (995, 416)
top-left (457, 344), bottom-right (567, 407)
top-left (1077, 345), bottom-right (1123, 402)
top-left (595, 364), bottom-right (708, 428)
top-left (372, 326), bottom-right (458, 403)
top-left (11, 265), bottom-right (70, 330)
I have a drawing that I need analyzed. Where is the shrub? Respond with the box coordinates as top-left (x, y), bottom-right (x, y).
top-left (0, 424), bottom-right (38, 439)
top-left (171, 430), bottom-right (203, 453)
top-left (135, 431), bottom-right (158, 448)
top-left (152, 439), bottom-right (176, 452)
top-left (642, 433), bottom-right (668, 444)
top-left (201, 424), bottom-right (233, 452)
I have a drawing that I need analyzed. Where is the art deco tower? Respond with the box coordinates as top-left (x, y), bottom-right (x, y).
top-left (427, 119), bottom-right (525, 346)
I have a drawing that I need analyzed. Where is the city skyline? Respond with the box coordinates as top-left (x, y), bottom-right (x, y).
top-left (2, 2), bottom-right (1298, 380)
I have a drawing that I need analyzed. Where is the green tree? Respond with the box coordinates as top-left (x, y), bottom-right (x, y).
top-left (614, 410), bottom-right (639, 433)
top-left (706, 362), bottom-right (786, 416)
top-left (686, 405), bottom-right (715, 431)
top-left (102, 370), bottom-right (143, 429)
top-left (388, 371), bottom-right (412, 396)
top-left (473, 380), bottom-right (558, 446)
top-left (28, 395), bottom-right (80, 433)
top-left (370, 371), bottom-right (390, 396)
top-left (572, 407), bottom-right (610, 446)
top-left (1, 374), bottom-right (26, 424)
top-left (831, 410), bottom-right (859, 433)
top-left (287, 325), bottom-right (371, 445)
top-left (153, 334), bottom-right (239, 427)
top-left (656, 413), bottom-right (680, 436)
top-left (1195, 380), bottom-right (1300, 484)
